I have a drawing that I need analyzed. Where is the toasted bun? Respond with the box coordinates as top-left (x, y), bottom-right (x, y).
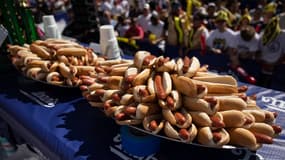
top-left (192, 79), bottom-right (238, 94)
top-left (220, 110), bottom-right (254, 128)
top-left (172, 75), bottom-right (197, 97)
top-left (248, 123), bottom-right (275, 137)
top-left (228, 128), bottom-right (261, 151)
top-left (183, 97), bottom-right (219, 115)
top-left (193, 75), bottom-right (237, 86)
top-left (243, 110), bottom-right (265, 122)
top-left (56, 47), bottom-right (87, 56)
top-left (30, 44), bottom-right (51, 59)
top-left (189, 111), bottom-right (212, 127)
top-left (217, 97), bottom-right (247, 111)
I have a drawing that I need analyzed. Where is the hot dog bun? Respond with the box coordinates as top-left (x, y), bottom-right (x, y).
top-left (228, 128), bottom-right (262, 151)
top-left (197, 127), bottom-right (230, 147)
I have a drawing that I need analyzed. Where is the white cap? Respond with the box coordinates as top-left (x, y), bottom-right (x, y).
top-left (144, 3), bottom-right (150, 10)
top-left (208, 3), bottom-right (216, 8)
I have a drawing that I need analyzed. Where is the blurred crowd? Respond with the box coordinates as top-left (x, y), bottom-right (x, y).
top-left (31, 0), bottom-right (285, 88)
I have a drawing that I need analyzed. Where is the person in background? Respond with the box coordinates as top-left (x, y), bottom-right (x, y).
top-left (146, 11), bottom-right (165, 52)
top-left (206, 2), bottom-right (217, 30)
top-left (278, 2), bottom-right (285, 30)
top-left (121, 0), bottom-right (130, 17)
top-left (100, 0), bottom-right (113, 13)
top-left (165, 1), bottom-right (188, 57)
top-left (228, 1), bottom-right (242, 23)
top-left (235, 11), bottom-right (252, 31)
top-left (186, 12), bottom-right (209, 53)
top-left (115, 16), bottom-right (130, 37)
top-left (111, 0), bottom-right (124, 18)
top-left (230, 25), bottom-right (259, 67)
top-left (250, 5), bottom-right (264, 33)
top-left (263, 2), bottom-right (277, 25)
top-left (206, 10), bottom-right (236, 55)
top-left (124, 17), bottom-right (144, 40)
top-left (137, 3), bottom-right (152, 33)
top-left (257, 16), bottom-right (285, 87)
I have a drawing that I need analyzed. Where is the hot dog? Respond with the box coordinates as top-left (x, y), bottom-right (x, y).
top-left (97, 76), bottom-right (123, 90)
top-left (107, 66), bottom-right (129, 76)
top-left (23, 56), bottom-right (42, 66)
top-left (183, 96), bottom-right (219, 115)
top-left (162, 108), bottom-right (192, 129)
top-left (155, 57), bottom-right (176, 72)
top-left (133, 68), bottom-right (152, 86)
top-left (216, 96), bottom-right (247, 111)
top-left (74, 66), bottom-right (96, 76)
top-left (220, 110), bottom-right (255, 128)
top-left (193, 75), bottom-right (237, 86)
top-left (172, 75), bottom-right (205, 97)
top-left (164, 121), bottom-right (197, 143)
top-left (189, 111), bottom-right (225, 128)
top-left (135, 103), bottom-right (160, 120)
top-left (7, 45), bottom-right (29, 55)
top-left (177, 56), bottom-right (200, 78)
top-left (99, 89), bottom-right (120, 102)
top-left (197, 127), bottom-right (230, 147)
top-left (154, 72), bottom-right (172, 99)
top-left (143, 114), bottom-right (165, 134)
top-left (227, 128), bottom-right (262, 150)
top-left (46, 72), bottom-right (64, 85)
top-left (192, 79), bottom-right (238, 94)
top-left (103, 99), bottom-right (119, 116)
top-left (26, 67), bottom-right (43, 79)
top-left (30, 44), bottom-right (51, 59)
top-left (248, 123), bottom-right (275, 137)
top-left (158, 90), bottom-right (182, 110)
top-left (133, 85), bottom-right (156, 103)
top-left (56, 47), bottom-right (87, 56)
top-left (114, 105), bottom-right (143, 125)
top-left (115, 93), bottom-right (134, 105)
top-left (242, 110), bottom-right (266, 122)
top-left (134, 51), bottom-right (156, 69)
top-left (58, 62), bottom-right (77, 79)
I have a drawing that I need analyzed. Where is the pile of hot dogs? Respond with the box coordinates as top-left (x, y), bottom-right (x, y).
top-left (7, 39), bottom-right (132, 87)
top-left (80, 51), bottom-right (282, 150)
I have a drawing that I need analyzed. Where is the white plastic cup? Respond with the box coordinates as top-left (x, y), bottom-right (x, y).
top-left (42, 15), bottom-right (56, 26)
top-left (45, 25), bottom-right (60, 38)
top-left (105, 38), bottom-right (121, 59)
top-left (100, 25), bottom-right (116, 41)
top-left (99, 25), bottom-right (120, 58)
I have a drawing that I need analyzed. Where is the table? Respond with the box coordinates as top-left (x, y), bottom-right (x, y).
top-left (0, 67), bottom-right (285, 160)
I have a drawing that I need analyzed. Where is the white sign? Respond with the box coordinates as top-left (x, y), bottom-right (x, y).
top-left (261, 96), bottom-right (285, 112)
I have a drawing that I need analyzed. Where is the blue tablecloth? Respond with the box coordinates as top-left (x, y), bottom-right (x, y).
top-left (0, 69), bottom-right (285, 160)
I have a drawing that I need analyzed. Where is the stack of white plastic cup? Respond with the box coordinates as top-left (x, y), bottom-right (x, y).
top-left (100, 25), bottom-right (121, 59)
top-left (42, 15), bottom-right (61, 39)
